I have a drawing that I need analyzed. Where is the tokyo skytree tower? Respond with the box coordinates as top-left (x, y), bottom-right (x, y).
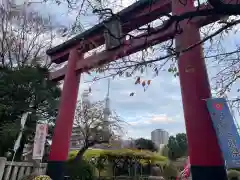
top-left (103, 79), bottom-right (111, 132)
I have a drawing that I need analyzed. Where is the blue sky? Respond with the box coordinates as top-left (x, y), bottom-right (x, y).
top-left (24, 0), bottom-right (240, 140)
top-left (80, 71), bottom-right (185, 139)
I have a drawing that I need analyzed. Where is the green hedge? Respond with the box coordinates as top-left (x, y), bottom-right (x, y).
top-left (68, 148), bottom-right (170, 177)
top-left (69, 149), bottom-right (167, 163)
top-left (227, 170), bottom-right (240, 180)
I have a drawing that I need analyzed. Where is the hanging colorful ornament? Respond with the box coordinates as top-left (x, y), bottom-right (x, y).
top-left (147, 80), bottom-right (151, 85)
top-left (135, 77), bottom-right (141, 84)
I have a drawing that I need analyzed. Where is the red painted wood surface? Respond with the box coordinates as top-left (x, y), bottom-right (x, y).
top-left (48, 49), bottom-right (81, 161)
top-left (49, 11), bottom-right (221, 81)
top-left (48, 0), bottom-right (171, 64)
top-left (48, 0), bottom-right (237, 64)
top-left (172, 0), bottom-right (224, 167)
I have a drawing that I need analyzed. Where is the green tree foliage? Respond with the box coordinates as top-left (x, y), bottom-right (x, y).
top-left (134, 138), bottom-right (158, 152)
top-left (162, 162), bottom-right (179, 180)
top-left (159, 145), bottom-right (169, 157)
top-left (167, 133), bottom-right (188, 160)
top-left (0, 65), bottom-right (61, 157)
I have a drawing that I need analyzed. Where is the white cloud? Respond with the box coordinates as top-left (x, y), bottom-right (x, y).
top-left (151, 115), bottom-right (175, 122)
top-left (128, 114), bottom-right (175, 126)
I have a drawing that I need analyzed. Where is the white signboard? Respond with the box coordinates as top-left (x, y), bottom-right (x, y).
top-left (32, 124), bottom-right (48, 160)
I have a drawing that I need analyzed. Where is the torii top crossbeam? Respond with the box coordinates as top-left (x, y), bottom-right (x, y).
top-left (47, 0), bottom-right (236, 82)
top-left (47, 0), bottom-right (171, 63)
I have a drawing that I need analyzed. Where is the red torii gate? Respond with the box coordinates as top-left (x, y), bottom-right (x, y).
top-left (46, 0), bottom-right (235, 180)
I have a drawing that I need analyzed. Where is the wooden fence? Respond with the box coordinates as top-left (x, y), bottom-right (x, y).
top-left (0, 157), bottom-right (47, 180)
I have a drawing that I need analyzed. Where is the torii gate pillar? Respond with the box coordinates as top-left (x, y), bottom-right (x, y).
top-left (173, 1), bottom-right (227, 180)
top-left (47, 49), bottom-right (81, 180)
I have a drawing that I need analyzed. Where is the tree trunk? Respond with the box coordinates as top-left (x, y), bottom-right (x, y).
top-left (73, 146), bottom-right (88, 162)
top-left (98, 170), bottom-right (101, 179)
top-left (73, 140), bottom-right (109, 162)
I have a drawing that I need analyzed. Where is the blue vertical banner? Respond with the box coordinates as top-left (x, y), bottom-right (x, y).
top-left (206, 98), bottom-right (240, 168)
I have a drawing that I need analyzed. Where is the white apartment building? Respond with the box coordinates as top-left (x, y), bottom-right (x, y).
top-left (151, 129), bottom-right (169, 146)
top-left (69, 126), bottom-right (85, 151)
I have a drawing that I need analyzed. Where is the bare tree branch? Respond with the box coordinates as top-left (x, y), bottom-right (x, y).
top-left (73, 100), bottom-right (125, 162)
top-left (0, 1), bottom-right (60, 69)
